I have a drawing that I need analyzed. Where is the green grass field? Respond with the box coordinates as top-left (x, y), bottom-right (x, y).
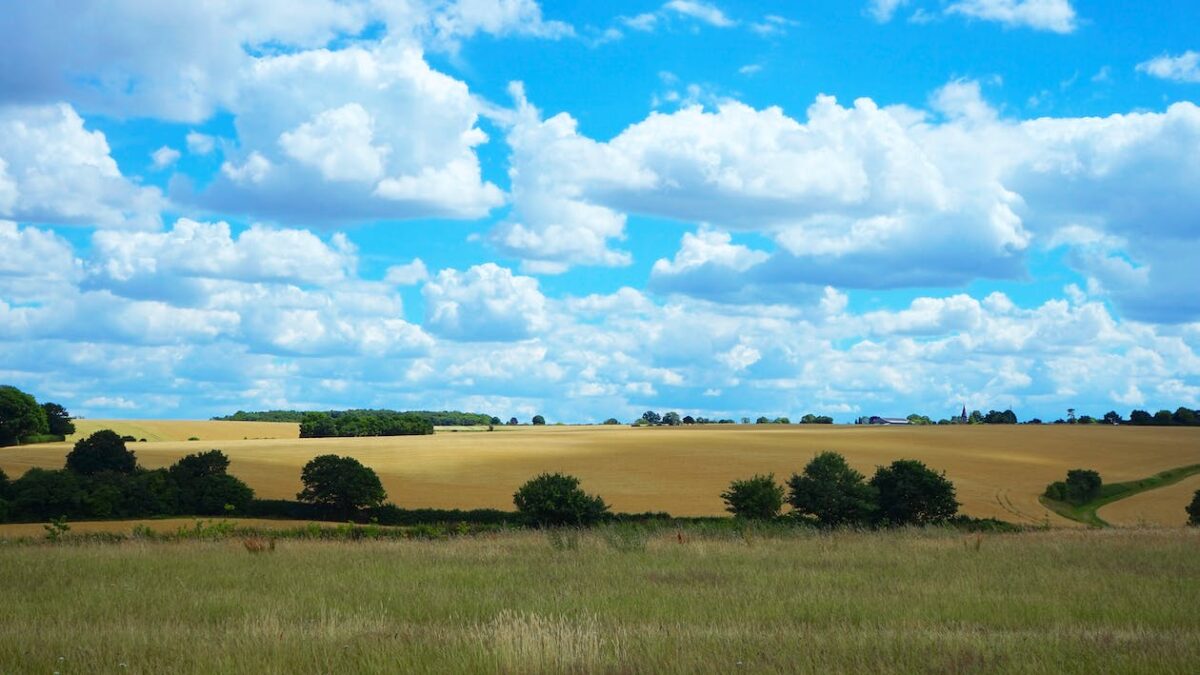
top-left (1, 527), bottom-right (1196, 673)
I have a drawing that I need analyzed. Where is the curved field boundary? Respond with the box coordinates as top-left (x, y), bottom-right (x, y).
top-left (1040, 464), bottom-right (1200, 527)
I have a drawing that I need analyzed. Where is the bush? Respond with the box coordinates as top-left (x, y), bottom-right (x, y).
top-left (869, 460), bottom-right (959, 526)
top-left (1064, 469), bottom-right (1102, 505)
top-left (18, 434), bottom-right (65, 444)
top-left (297, 455), bottom-right (386, 516)
top-left (1188, 490), bottom-right (1200, 526)
top-left (787, 452), bottom-right (877, 527)
top-left (1043, 481), bottom-right (1068, 502)
top-left (65, 430), bottom-right (137, 476)
top-left (513, 473), bottom-right (608, 526)
top-left (721, 474), bottom-right (784, 520)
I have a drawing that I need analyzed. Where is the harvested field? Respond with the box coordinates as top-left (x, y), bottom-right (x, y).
top-left (3, 423), bottom-right (1198, 524)
top-left (65, 419), bottom-right (299, 443)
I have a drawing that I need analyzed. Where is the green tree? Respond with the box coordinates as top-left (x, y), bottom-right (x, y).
top-left (11, 468), bottom-right (86, 520)
top-left (1102, 411), bottom-right (1123, 425)
top-left (507, 417), bottom-right (519, 426)
top-left (297, 455), bottom-right (386, 515)
top-left (299, 412), bottom-right (337, 438)
top-left (513, 473), bottom-right (608, 526)
top-left (787, 452), bottom-right (878, 527)
top-left (531, 415), bottom-right (546, 426)
top-left (755, 416), bottom-right (770, 424)
top-left (603, 418), bottom-right (621, 425)
top-left (1064, 469), bottom-right (1102, 505)
top-left (1153, 409), bottom-right (1174, 425)
top-left (65, 430), bottom-right (137, 476)
top-left (1173, 407), bottom-right (1197, 426)
top-left (1187, 489), bottom-right (1200, 526)
top-left (663, 411), bottom-right (681, 426)
top-left (169, 450), bottom-right (254, 515)
top-left (869, 460), bottom-right (959, 526)
top-left (641, 410), bottom-right (661, 425)
top-left (0, 385), bottom-right (49, 445)
top-left (1128, 409), bottom-right (1152, 425)
top-left (721, 474), bottom-right (784, 520)
top-left (41, 402), bottom-right (75, 437)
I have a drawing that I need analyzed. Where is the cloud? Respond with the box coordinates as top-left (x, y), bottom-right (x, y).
top-left (946, 0), bottom-right (1077, 34)
top-left (664, 1), bottom-right (735, 28)
top-left (1137, 51), bottom-right (1200, 84)
top-left (193, 44), bottom-right (503, 224)
top-left (426, 0), bottom-right (574, 50)
top-left (384, 259), bottom-right (430, 286)
top-left (866, 0), bottom-right (909, 23)
top-left (738, 64), bottom-right (763, 76)
top-left (422, 263), bottom-right (549, 341)
top-left (186, 131), bottom-right (216, 155)
top-left (151, 146), bottom-right (181, 170)
top-left (0, 103), bottom-right (165, 230)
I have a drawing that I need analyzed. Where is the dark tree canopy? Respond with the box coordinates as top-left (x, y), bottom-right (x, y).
top-left (507, 417), bottom-right (519, 426)
top-left (1187, 490), bottom-right (1200, 527)
top-left (65, 430), bottom-right (137, 476)
top-left (531, 415), bottom-right (546, 426)
top-left (41, 402), bottom-right (75, 436)
top-left (0, 385), bottom-right (49, 446)
top-left (721, 474), bottom-right (784, 520)
top-left (169, 450), bottom-right (253, 515)
top-left (297, 455), bottom-right (386, 515)
top-left (512, 473), bottom-right (608, 526)
top-left (299, 410), bottom-right (432, 438)
top-left (787, 451), bottom-right (878, 528)
top-left (1064, 469), bottom-right (1102, 505)
top-left (869, 460), bottom-right (959, 526)
top-left (663, 412), bottom-right (681, 426)
top-left (603, 418), bottom-right (621, 425)
top-left (641, 410), bottom-right (661, 425)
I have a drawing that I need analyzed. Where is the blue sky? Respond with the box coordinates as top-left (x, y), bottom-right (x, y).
top-left (1, 0), bottom-right (1199, 423)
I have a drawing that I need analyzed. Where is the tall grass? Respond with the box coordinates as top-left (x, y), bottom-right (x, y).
top-left (0, 527), bottom-right (1197, 672)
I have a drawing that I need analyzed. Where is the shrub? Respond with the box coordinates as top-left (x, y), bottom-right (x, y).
top-left (720, 474), bottom-right (784, 520)
top-left (1043, 481), bottom-right (1068, 502)
top-left (297, 455), bottom-right (386, 516)
top-left (1188, 490), bottom-right (1200, 526)
top-left (869, 460), bottom-right (959, 526)
top-left (787, 452), bottom-right (877, 527)
top-left (1065, 469), bottom-right (1102, 505)
top-left (65, 430), bottom-right (137, 476)
top-left (513, 473), bottom-right (608, 526)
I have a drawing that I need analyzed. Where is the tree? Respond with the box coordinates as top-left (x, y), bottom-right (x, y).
top-left (1066, 408), bottom-right (1077, 424)
top-left (507, 417), bottom-right (519, 426)
top-left (297, 455), bottom-right (386, 515)
top-left (603, 418), bottom-right (621, 425)
top-left (983, 409), bottom-right (1018, 424)
top-left (773, 417), bottom-right (791, 424)
top-left (869, 460), bottom-right (958, 526)
top-left (968, 410), bottom-right (984, 425)
top-left (490, 416), bottom-right (502, 426)
top-left (721, 474), bottom-right (784, 520)
top-left (663, 411), bottom-right (681, 426)
top-left (169, 450), bottom-right (253, 515)
top-left (681, 415), bottom-right (695, 425)
top-left (0, 385), bottom-right (49, 445)
top-left (10, 468), bottom-right (86, 520)
top-left (1173, 407), bottom-right (1197, 426)
top-left (801, 414), bottom-right (834, 424)
top-left (299, 412), bottom-right (337, 438)
top-left (41, 402), bottom-right (75, 436)
top-left (1102, 411), bottom-right (1123, 425)
top-left (755, 416), bottom-right (770, 424)
top-left (906, 414), bottom-right (933, 425)
top-left (513, 473), bottom-right (608, 526)
top-left (641, 410), bottom-right (661, 425)
top-left (531, 415), bottom-right (546, 426)
top-left (787, 452), bottom-right (877, 528)
top-left (1187, 490), bottom-right (1200, 526)
top-left (1064, 469), bottom-right (1101, 505)
top-left (1153, 410), bottom-right (1173, 425)
top-left (1129, 409), bottom-right (1152, 425)
top-left (65, 430), bottom-right (136, 476)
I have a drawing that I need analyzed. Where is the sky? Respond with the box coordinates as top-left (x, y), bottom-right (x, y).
top-left (1, 0), bottom-right (1199, 423)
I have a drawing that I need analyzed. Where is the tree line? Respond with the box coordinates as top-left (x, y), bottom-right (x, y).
top-left (0, 385), bottom-right (76, 446)
top-left (217, 409), bottom-right (496, 427)
top-left (298, 410), bottom-right (434, 438)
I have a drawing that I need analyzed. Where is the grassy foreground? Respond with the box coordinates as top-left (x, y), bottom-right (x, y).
top-left (1, 528), bottom-right (1197, 673)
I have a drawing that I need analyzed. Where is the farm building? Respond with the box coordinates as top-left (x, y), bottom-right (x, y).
top-left (868, 416), bottom-right (911, 425)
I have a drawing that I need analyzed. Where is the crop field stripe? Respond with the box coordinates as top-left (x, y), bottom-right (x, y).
top-left (1040, 463), bottom-right (1200, 527)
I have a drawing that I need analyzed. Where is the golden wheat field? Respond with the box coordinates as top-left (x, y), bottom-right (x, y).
top-left (3, 422), bottom-right (1198, 525)
top-left (1099, 473), bottom-right (1200, 527)
top-left (65, 419), bottom-right (300, 443)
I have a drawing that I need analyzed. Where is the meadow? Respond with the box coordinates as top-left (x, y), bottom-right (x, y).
top-left (0, 527), bottom-right (1196, 673)
top-left (3, 423), bottom-right (1198, 526)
